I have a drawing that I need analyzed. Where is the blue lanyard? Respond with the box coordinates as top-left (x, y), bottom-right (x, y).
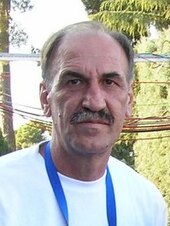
top-left (44, 141), bottom-right (117, 226)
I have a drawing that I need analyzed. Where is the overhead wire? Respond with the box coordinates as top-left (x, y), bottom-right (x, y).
top-left (0, 52), bottom-right (170, 62)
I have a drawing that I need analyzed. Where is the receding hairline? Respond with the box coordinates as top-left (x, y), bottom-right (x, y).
top-left (40, 21), bottom-right (134, 83)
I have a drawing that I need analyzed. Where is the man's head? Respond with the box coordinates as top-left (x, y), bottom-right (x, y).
top-left (40, 21), bottom-right (134, 157)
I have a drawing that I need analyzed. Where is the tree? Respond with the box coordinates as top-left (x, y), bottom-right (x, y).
top-left (81, 0), bottom-right (170, 41)
top-left (16, 121), bottom-right (47, 149)
top-left (134, 28), bottom-right (170, 225)
top-left (112, 136), bottom-right (135, 168)
top-left (81, 0), bottom-right (103, 14)
top-left (0, 0), bottom-right (33, 151)
top-left (0, 128), bottom-right (10, 156)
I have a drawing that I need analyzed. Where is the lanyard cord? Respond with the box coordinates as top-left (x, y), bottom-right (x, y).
top-left (106, 165), bottom-right (117, 226)
top-left (44, 141), bottom-right (117, 226)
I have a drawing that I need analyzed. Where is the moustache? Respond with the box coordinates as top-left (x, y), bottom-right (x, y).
top-left (70, 109), bottom-right (114, 125)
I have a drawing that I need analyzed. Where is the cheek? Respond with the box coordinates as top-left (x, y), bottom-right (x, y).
top-left (54, 94), bottom-right (79, 123)
top-left (47, 92), bottom-right (63, 124)
top-left (108, 93), bottom-right (129, 118)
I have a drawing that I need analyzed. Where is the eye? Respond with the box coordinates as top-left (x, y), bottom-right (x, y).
top-left (104, 79), bottom-right (115, 86)
top-left (68, 79), bottom-right (81, 85)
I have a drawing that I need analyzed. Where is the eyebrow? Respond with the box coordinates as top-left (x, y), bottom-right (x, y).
top-left (102, 72), bottom-right (121, 78)
top-left (59, 70), bottom-right (85, 80)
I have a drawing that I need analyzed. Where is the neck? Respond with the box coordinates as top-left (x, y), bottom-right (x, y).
top-left (55, 153), bottom-right (109, 181)
top-left (41, 141), bottom-right (110, 181)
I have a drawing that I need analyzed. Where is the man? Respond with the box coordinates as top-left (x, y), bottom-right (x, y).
top-left (0, 21), bottom-right (167, 226)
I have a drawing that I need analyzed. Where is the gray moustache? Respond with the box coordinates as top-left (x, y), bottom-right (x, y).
top-left (70, 109), bottom-right (114, 124)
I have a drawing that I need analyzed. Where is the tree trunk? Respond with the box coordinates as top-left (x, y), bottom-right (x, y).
top-left (0, 0), bottom-right (16, 151)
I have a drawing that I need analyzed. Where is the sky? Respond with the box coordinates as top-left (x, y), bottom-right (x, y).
top-left (10, 0), bottom-right (88, 128)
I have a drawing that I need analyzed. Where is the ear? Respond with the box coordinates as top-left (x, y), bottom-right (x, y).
top-left (125, 83), bottom-right (133, 118)
top-left (39, 82), bottom-right (51, 117)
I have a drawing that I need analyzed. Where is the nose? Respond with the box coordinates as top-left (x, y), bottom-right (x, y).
top-left (82, 82), bottom-right (106, 112)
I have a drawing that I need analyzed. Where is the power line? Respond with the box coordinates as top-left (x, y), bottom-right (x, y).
top-left (135, 53), bottom-right (170, 62)
top-left (0, 53), bottom-right (170, 62)
top-left (134, 81), bottom-right (170, 84)
top-left (119, 135), bottom-right (170, 141)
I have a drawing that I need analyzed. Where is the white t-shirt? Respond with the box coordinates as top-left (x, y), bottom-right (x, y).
top-left (0, 142), bottom-right (167, 226)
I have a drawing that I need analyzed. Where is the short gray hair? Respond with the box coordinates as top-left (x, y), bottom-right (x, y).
top-left (41, 21), bottom-right (134, 84)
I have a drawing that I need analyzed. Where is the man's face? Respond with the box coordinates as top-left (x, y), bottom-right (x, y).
top-left (41, 31), bottom-right (133, 156)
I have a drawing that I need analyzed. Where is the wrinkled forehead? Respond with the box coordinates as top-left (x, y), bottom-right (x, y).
top-left (49, 31), bottom-right (128, 81)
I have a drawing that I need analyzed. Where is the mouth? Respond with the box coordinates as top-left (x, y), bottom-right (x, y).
top-left (77, 120), bottom-right (110, 125)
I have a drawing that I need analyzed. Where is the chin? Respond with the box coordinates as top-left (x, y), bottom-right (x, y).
top-left (68, 140), bottom-right (111, 157)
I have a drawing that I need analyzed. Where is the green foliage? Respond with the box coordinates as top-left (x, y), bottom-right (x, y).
top-left (0, 0), bottom-right (33, 49)
top-left (0, 128), bottom-right (10, 156)
top-left (16, 121), bottom-right (46, 149)
top-left (134, 132), bottom-right (170, 225)
top-left (82, 0), bottom-right (170, 41)
top-left (9, 20), bottom-right (28, 47)
top-left (81, 0), bottom-right (103, 14)
top-left (111, 132), bottom-right (136, 168)
top-left (160, 85), bottom-right (168, 99)
top-left (12, 0), bottom-right (33, 13)
top-left (134, 29), bottom-right (170, 117)
top-left (10, 0), bottom-right (33, 46)
top-left (112, 141), bottom-right (135, 168)
top-left (134, 28), bottom-right (170, 225)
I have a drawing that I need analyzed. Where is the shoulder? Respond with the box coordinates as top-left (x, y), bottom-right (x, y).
top-left (108, 156), bottom-right (167, 226)
top-left (0, 144), bottom-right (38, 167)
top-left (108, 156), bottom-right (161, 195)
top-left (108, 155), bottom-right (167, 207)
top-left (0, 141), bottom-right (49, 177)
top-left (0, 140), bottom-right (50, 166)
top-left (0, 141), bottom-right (50, 193)
top-left (109, 157), bottom-right (165, 210)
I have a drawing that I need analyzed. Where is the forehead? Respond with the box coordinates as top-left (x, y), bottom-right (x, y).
top-left (59, 31), bottom-right (125, 57)
top-left (52, 31), bottom-right (128, 78)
